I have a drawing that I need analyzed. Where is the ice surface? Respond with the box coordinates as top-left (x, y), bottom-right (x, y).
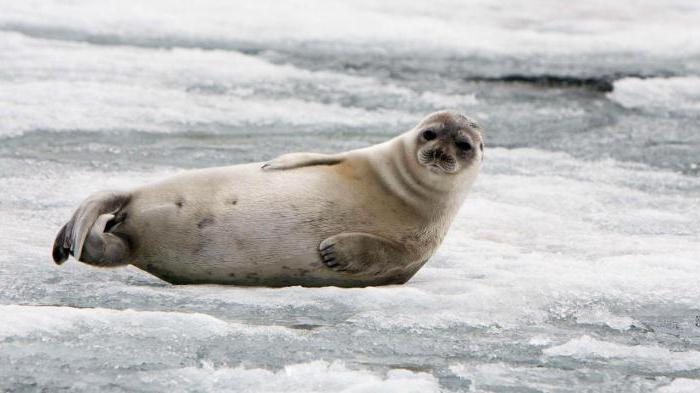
top-left (0, 33), bottom-right (423, 137)
top-left (2, 149), bottom-right (699, 391)
top-left (609, 77), bottom-right (700, 112)
top-left (1, 0), bottom-right (699, 57)
top-left (544, 335), bottom-right (700, 372)
top-left (450, 362), bottom-right (675, 392)
top-left (1, 1), bottom-right (700, 392)
top-left (658, 379), bottom-right (700, 393)
top-left (1, 0), bottom-right (700, 86)
top-left (108, 361), bottom-right (441, 393)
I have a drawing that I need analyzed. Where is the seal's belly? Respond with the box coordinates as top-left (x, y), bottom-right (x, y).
top-left (116, 163), bottom-right (406, 286)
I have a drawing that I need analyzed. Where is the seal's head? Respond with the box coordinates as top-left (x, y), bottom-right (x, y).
top-left (413, 111), bottom-right (484, 175)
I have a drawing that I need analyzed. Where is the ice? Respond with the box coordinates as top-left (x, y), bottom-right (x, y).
top-left (544, 335), bottom-right (700, 372)
top-left (0, 33), bottom-right (425, 137)
top-left (573, 306), bottom-right (640, 331)
top-left (0, 305), bottom-right (297, 340)
top-left (0, 79), bottom-right (412, 136)
top-left (1, 0), bottom-right (699, 56)
top-left (3, 147), bottom-right (700, 391)
top-left (609, 77), bottom-right (700, 112)
top-left (2, 0), bottom-right (700, 391)
top-left (450, 362), bottom-right (672, 392)
top-left (659, 379), bottom-right (700, 393)
top-left (109, 361), bottom-right (440, 393)
top-left (1, 0), bottom-right (699, 85)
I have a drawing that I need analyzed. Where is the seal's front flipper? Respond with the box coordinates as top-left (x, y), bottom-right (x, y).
top-left (262, 152), bottom-right (344, 170)
top-left (52, 191), bottom-right (130, 267)
top-left (318, 232), bottom-right (408, 276)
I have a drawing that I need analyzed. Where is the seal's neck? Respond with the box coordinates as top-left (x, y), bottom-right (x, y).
top-left (366, 135), bottom-right (477, 222)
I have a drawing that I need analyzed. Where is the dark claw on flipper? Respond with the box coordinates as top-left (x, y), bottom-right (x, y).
top-left (52, 224), bottom-right (70, 265)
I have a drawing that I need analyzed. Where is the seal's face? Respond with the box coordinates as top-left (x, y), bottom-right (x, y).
top-left (415, 111), bottom-right (484, 175)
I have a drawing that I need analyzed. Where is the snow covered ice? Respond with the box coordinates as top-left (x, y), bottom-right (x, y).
top-left (1, 1), bottom-right (699, 391)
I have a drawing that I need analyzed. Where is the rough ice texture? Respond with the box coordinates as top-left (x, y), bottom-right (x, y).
top-left (544, 335), bottom-right (700, 372)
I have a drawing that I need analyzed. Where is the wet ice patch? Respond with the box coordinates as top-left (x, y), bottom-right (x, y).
top-left (544, 335), bottom-right (700, 372)
top-left (450, 362), bottom-right (669, 392)
top-left (528, 336), bottom-right (552, 346)
top-left (418, 92), bottom-right (478, 108)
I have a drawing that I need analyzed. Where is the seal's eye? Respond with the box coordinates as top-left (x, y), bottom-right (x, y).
top-left (456, 141), bottom-right (472, 151)
top-left (422, 129), bottom-right (437, 141)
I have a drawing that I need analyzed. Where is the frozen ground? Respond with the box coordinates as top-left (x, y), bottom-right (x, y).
top-left (1, 1), bottom-right (699, 392)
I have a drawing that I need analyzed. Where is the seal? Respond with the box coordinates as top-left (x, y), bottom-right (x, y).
top-left (52, 111), bottom-right (484, 287)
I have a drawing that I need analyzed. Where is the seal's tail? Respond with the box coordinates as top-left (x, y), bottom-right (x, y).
top-left (52, 191), bottom-right (130, 266)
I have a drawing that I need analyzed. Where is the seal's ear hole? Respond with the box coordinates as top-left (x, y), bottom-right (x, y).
top-left (422, 129), bottom-right (437, 141)
top-left (456, 141), bottom-right (472, 151)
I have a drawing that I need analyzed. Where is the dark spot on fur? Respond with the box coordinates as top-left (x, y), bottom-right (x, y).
top-left (228, 273), bottom-right (236, 277)
top-left (175, 198), bottom-right (185, 208)
top-left (230, 199), bottom-right (238, 205)
top-left (197, 216), bottom-right (215, 229)
top-left (234, 239), bottom-right (244, 249)
top-left (246, 272), bottom-right (259, 279)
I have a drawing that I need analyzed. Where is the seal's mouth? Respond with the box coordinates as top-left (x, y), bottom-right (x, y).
top-left (418, 149), bottom-right (458, 174)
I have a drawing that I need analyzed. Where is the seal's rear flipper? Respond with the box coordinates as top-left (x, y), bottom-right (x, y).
top-left (52, 224), bottom-right (70, 264)
top-left (261, 152), bottom-right (345, 171)
top-left (52, 191), bottom-right (130, 267)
